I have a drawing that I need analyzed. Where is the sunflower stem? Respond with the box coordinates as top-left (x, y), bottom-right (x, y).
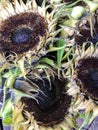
top-left (57, 39), bottom-right (65, 77)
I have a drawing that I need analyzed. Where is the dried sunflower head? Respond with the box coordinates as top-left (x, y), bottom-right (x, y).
top-left (68, 42), bottom-right (97, 95)
top-left (67, 43), bottom-right (98, 126)
top-left (11, 67), bottom-right (76, 130)
top-left (74, 44), bottom-right (98, 100)
top-left (0, 0), bottom-right (59, 66)
top-left (75, 57), bottom-right (98, 101)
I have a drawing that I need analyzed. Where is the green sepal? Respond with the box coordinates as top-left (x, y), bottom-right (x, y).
top-left (3, 115), bottom-right (12, 125)
top-left (0, 98), bottom-right (13, 125)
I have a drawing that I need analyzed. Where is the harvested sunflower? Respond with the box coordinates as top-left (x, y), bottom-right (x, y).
top-left (0, 67), bottom-right (76, 130)
top-left (20, 69), bottom-right (74, 129)
top-left (67, 43), bottom-right (98, 128)
top-left (0, 0), bottom-right (60, 69)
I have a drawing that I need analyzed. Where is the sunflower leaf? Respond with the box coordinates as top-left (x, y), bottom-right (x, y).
top-left (57, 39), bottom-right (65, 76)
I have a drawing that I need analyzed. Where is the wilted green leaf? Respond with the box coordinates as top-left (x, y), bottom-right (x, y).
top-left (3, 115), bottom-right (12, 125)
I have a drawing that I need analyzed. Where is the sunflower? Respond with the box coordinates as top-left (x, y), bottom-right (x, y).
top-left (7, 66), bottom-right (77, 130)
top-left (67, 43), bottom-right (98, 127)
top-left (0, 0), bottom-right (59, 70)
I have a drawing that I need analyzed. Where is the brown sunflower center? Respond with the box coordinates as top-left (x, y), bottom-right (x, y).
top-left (88, 69), bottom-right (98, 86)
top-left (75, 57), bottom-right (98, 100)
top-left (0, 12), bottom-right (48, 54)
top-left (22, 75), bottom-right (71, 126)
top-left (35, 78), bottom-right (56, 110)
top-left (11, 28), bottom-right (32, 44)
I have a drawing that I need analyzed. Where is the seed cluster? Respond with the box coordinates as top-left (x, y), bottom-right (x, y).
top-left (75, 58), bottom-right (98, 100)
top-left (22, 75), bottom-right (71, 126)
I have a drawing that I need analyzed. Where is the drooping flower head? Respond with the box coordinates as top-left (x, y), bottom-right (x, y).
top-left (12, 68), bottom-right (75, 130)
